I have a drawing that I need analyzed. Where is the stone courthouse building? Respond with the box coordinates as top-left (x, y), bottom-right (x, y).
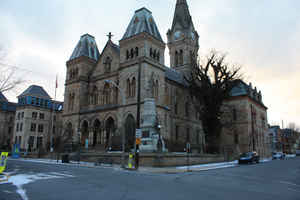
top-left (63, 0), bottom-right (205, 152)
top-left (62, 0), bottom-right (270, 157)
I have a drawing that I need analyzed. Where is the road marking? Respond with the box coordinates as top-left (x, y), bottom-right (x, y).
top-left (49, 172), bottom-right (74, 178)
top-left (287, 188), bottom-right (300, 193)
top-left (279, 181), bottom-right (300, 187)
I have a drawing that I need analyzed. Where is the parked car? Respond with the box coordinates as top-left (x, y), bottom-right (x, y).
top-left (238, 152), bottom-right (260, 164)
top-left (272, 152), bottom-right (285, 160)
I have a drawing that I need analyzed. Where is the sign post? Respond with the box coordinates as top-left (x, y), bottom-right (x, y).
top-left (12, 144), bottom-right (20, 159)
top-left (135, 129), bottom-right (142, 169)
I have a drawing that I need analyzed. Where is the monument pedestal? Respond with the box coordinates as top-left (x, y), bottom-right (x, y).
top-left (139, 98), bottom-right (167, 152)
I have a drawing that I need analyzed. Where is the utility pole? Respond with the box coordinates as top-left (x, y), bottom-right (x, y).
top-left (135, 58), bottom-right (142, 170)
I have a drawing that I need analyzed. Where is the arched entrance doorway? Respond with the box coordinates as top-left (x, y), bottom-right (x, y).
top-left (81, 121), bottom-right (89, 146)
top-left (125, 114), bottom-right (136, 152)
top-left (105, 117), bottom-right (115, 151)
top-left (93, 119), bottom-right (101, 147)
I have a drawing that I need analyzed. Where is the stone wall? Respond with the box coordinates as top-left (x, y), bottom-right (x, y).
top-left (76, 152), bottom-right (225, 167)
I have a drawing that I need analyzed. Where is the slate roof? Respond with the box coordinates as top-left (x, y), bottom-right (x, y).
top-left (122, 7), bottom-right (163, 42)
top-left (19, 85), bottom-right (51, 99)
top-left (165, 67), bottom-right (188, 87)
top-left (69, 34), bottom-right (100, 61)
top-left (171, 0), bottom-right (194, 30)
top-left (230, 81), bottom-right (249, 97)
top-left (0, 92), bottom-right (8, 102)
top-left (230, 80), bottom-right (267, 108)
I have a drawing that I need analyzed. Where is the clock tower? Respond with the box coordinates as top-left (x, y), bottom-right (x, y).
top-left (167, 0), bottom-right (199, 75)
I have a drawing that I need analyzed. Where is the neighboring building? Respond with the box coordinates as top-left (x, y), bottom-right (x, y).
top-left (0, 92), bottom-right (16, 150)
top-left (62, 0), bottom-right (205, 153)
top-left (13, 85), bottom-right (63, 151)
top-left (268, 125), bottom-right (283, 153)
top-left (222, 80), bottom-right (271, 158)
top-left (281, 128), bottom-right (300, 154)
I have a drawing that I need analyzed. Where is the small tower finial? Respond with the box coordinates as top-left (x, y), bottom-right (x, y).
top-left (107, 32), bottom-right (114, 41)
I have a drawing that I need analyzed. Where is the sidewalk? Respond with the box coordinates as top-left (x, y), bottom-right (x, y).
top-left (8, 157), bottom-right (273, 174)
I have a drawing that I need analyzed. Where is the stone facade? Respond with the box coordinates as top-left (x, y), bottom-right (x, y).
top-left (0, 92), bottom-right (16, 150)
top-left (61, 0), bottom-right (270, 157)
top-left (12, 85), bottom-right (63, 151)
top-left (222, 81), bottom-right (271, 158)
top-left (62, 1), bottom-right (205, 153)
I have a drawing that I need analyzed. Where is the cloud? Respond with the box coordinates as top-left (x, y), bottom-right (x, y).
top-left (0, 0), bottom-right (299, 126)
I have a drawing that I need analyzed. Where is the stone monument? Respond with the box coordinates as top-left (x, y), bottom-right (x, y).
top-left (139, 98), bottom-right (166, 152)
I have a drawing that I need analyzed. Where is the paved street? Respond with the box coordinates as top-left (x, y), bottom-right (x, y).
top-left (1, 157), bottom-right (300, 200)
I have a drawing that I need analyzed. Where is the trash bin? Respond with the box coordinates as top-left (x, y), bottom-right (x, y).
top-left (62, 154), bottom-right (69, 163)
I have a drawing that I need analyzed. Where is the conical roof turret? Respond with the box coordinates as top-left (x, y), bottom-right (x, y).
top-left (122, 7), bottom-right (163, 42)
top-left (69, 33), bottom-right (100, 61)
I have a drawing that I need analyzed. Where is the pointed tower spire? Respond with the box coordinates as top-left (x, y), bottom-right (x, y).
top-left (171, 0), bottom-right (194, 31)
top-left (167, 0), bottom-right (199, 73)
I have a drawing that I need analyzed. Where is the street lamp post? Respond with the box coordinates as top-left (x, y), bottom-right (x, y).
top-left (105, 80), bottom-right (126, 168)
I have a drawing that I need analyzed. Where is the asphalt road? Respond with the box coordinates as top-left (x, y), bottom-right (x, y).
top-left (1, 157), bottom-right (300, 200)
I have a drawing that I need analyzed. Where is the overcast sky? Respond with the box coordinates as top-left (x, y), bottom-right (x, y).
top-left (0, 0), bottom-right (299, 128)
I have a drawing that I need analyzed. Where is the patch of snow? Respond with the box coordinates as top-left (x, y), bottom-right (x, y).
top-left (176, 160), bottom-right (238, 170)
top-left (260, 158), bottom-right (272, 162)
top-left (0, 172), bottom-right (74, 200)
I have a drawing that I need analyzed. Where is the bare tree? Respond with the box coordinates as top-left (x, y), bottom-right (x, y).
top-left (186, 50), bottom-right (243, 153)
top-left (0, 46), bottom-right (24, 93)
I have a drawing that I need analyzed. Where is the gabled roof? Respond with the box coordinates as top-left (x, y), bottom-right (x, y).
top-left (0, 92), bottom-right (8, 102)
top-left (69, 33), bottom-right (100, 62)
top-left (19, 85), bottom-right (51, 99)
top-left (171, 0), bottom-right (194, 31)
top-left (122, 7), bottom-right (163, 42)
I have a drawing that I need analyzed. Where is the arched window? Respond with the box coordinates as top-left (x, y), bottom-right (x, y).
top-left (185, 102), bottom-right (189, 117)
top-left (126, 50), bottom-right (130, 60)
top-left (69, 93), bottom-right (75, 111)
top-left (131, 77), bottom-right (136, 97)
top-left (130, 49), bottom-right (134, 59)
top-left (179, 50), bottom-right (183, 65)
top-left (92, 86), bottom-right (98, 105)
top-left (164, 85), bottom-right (169, 105)
top-left (153, 49), bottom-right (157, 59)
top-left (157, 51), bottom-right (160, 61)
top-left (135, 47), bottom-right (139, 57)
top-left (175, 101), bottom-right (178, 115)
top-left (104, 83), bottom-right (111, 104)
top-left (126, 79), bottom-right (131, 97)
top-left (150, 48), bottom-right (153, 58)
top-left (104, 56), bottom-right (112, 73)
top-left (154, 80), bottom-right (159, 98)
top-left (175, 51), bottom-right (179, 66)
